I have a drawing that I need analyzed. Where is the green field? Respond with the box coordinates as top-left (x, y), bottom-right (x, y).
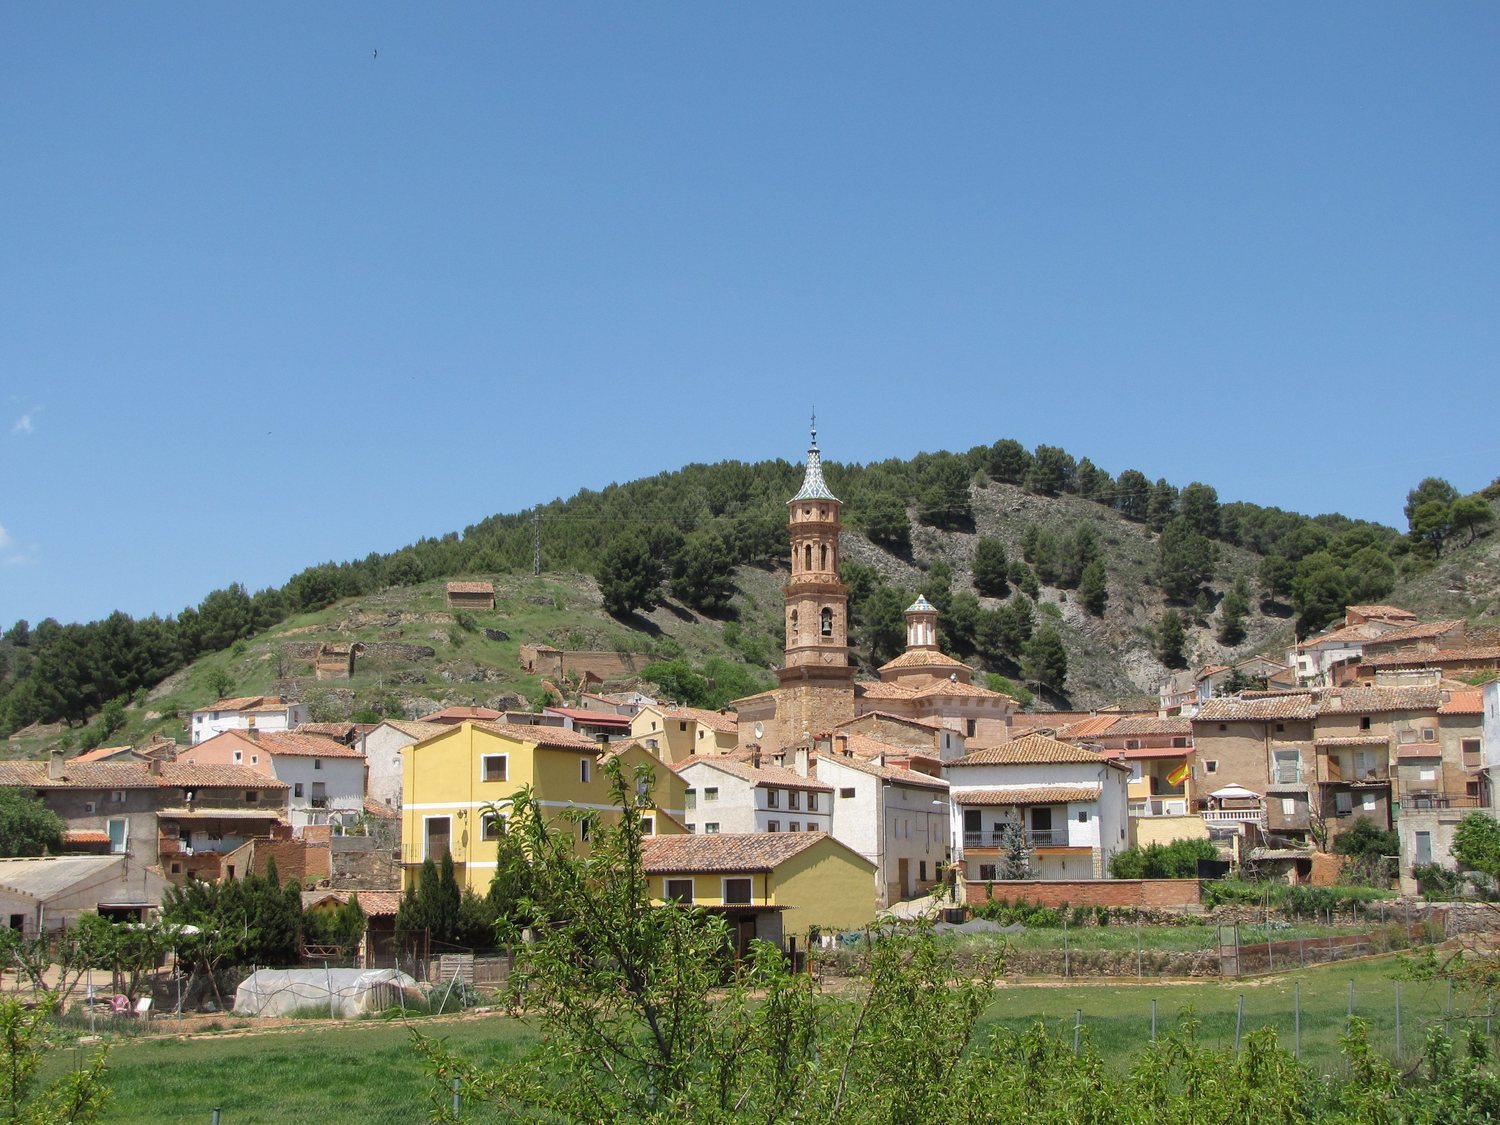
top-left (55, 955), bottom-right (1488, 1123)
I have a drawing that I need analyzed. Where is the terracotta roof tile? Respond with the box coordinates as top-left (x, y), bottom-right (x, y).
top-left (226, 730), bottom-right (364, 759)
top-left (1313, 736), bottom-right (1391, 748)
top-left (363, 797), bottom-right (399, 819)
top-left (0, 760), bottom-right (287, 790)
top-left (418, 706), bottom-right (505, 723)
top-left (673, 756), bottom-right (831, 792)
top-left (446, 581), bottom-right (495, 595)
top-left (818, 755), bottom-right (948, 790)
top-left (1195, 695), bottom-right (1317, 722)
top-left (72, 745), bottom-right (137, 763)
top-left (1054, 716), bottom-right (1120, 739)
top-left (660, 707), bottom-right (739, 734)
top-left (1440, 690), bottom-right (1484, 715)
top-left (198, 696), bottom-right (291, 713)
top-left (471, 722), bottom-right (605, 752)
top-left (1362, 620), bottom-right (1466, 647)
top-left (949, 732), bottom-right (1115, 767)
top-left (1362, 646), bottom-right (1500, 669)
top-left (951, 784), bottom-right (1103, 805)
top-left (854, 682), bottom-right (918, 700)
top-left (1102, 717), bottom-right (1193, 737)
top-left (1347, 605), bottom-right (1416, 620)
top-left (836, 711), bottom-right (943, 731)
top-left (62, 830), bottom-right (112, 844)
top-left (877, 650), bottom-right (971, 673)
top-left (379, 720), bottom-right (451, 741)
top-left (642, 832), bottom-right (829, 874)
top-left (910, 680), bottom-right (1009, 700)
top-left (1315, 686), bottom-right (1441, 713)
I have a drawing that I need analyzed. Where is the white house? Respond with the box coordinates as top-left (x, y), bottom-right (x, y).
top-left (180, 730), bottom-right (366, 831)
top-left (358, 720), bottom-right (448, 812)
top-left (944, 733), bottom-right (1131, 880)
top-left (674, 753), bottom-right (832, 836)
top-left (815, 749), bottom-right (949, 906)
top-left (190, 696), bottom-right (309, 745)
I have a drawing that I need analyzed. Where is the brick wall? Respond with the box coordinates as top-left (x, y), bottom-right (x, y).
top-left (250, 838), bottom-right (332, 884)
top-left (964, 879), bottom-right (1202, 909)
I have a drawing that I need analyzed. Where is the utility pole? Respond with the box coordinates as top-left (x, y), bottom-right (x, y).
top-left (533, 511), bottom-right (541, 576)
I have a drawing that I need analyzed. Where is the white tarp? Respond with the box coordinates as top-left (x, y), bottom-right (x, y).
top-left (232, 968), bottom-right (424, 1018)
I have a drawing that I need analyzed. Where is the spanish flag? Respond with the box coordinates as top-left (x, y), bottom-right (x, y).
top-left (1166, 761), bottom-right (1190, 787)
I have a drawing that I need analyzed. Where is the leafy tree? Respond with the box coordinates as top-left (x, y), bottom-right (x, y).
top-left (1290, 550), bottom-right (1348, 636)
top-left (1024, 445), bottom-right (1075, 496)
top-left (598, 535), bottom-right (662, 618)
top-left (1145, 479), bottom-right (1178, 532)
top-left (1021, 625), bottom-right (1067, 692)
top-left (1217, 578), bottom-right (1250, 646)
top-left (1342, 545), bottom-right (1397, 605)
top-left (977, 597), bottom-right (1034, 665)
top-left (860, 493), bottom-right (911, 555)
top-left (0, 789), bottom-right (63, 857)
top-left (860, 585), bottom-right (911, 667)
top-left (1109, 838), bottom-right (1218, 878)
top-left (916, 455), bottom-right (973, 529)
top-left (1258, 553), bottom-right (1296, 602)
top-left (1333, 817), bottom-right (1399, 861)
top-left (1155, 610), bottom-right (1187, 669)
top-left (1078, 559), bottom-right (1108, 616)
top-left (669, 531), bottom-right (736, 613)
top-left (641, 657), bottom-right (771, 710)
top-left (972, 538), bottom-right (1010, 598)
top-left (1156, 518), bottom-right (1217, 602)
top-left (1113, 469), bottom-right (1150, 521)
top-left (0, 996), bottom-right (109, 1121)
top-left (1452, 813), bottom-right (1500, 880)
top-left (943, 593), bottom-right (981, 660)
top-left (1450, 495), bottom-right (1495, 545)
top-left (985, 438), bottom-right (1031, 484)
top-left (1177, 482), bottom-right (1220, 539)
top-left (1405, 477), bottom-right (1460, 529)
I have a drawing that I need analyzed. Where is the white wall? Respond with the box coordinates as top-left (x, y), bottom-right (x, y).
top-left (190, 704), bottom-right (309, 745)
top-left (270, 755), bottom-right (366, 830)
top-left (361, 725), bottom-right (416, 810)
top-left (677, 762), bottom-right (759, 833)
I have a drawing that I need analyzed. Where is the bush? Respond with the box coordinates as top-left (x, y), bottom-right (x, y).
top-left (1109, 838), bottom-right (1218, 879)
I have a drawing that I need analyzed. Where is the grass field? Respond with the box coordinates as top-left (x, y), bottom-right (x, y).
top-left (58, 954), bottom-right (1489, 1123)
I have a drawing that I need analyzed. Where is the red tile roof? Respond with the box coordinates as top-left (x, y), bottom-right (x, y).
top-left (198, 696), bottom-right (291, 714)
top-left (1361, 620), bottom-right (1466, 647)
top-left (1440, 690), bottom-right (1484, 715)
top-left (672, 756), bottom-right (832, 792)
top-left (0, 760), bottom-right (287, 790)
top-left (837, 711), bottom-right (943, 732)
top-left (1362, 646), bottom-right (1500, 669)
top-left (545, 707), bottom-right (633, 728)
top-left (471, 722), bottom-right (606, 752)
top-left (223, 730), bottom-right (364, 759)
top-left (446, 581), bottom-right (495, 595)
top-left (818, 754), bottom-right (948, 790)
top-left (1195, 694), bottom-right (1317, 722)
top-left (418, 706), bottom-right (505, 723)
top-left (1347, 605), bottom-right (1416, 621)
top-left (62, 830), bottom-right (111, 844)
top-left (877, 650), bottom-right (971, 673)
top-left (1315, 686), bottom-right (1442, 713)
top-left (951, 784), bottom-right (1103, 805)
top-left (660, 707), bottom-right (739, 734)
top-left (1054, 715), bottom-right (1120, 739)
top-left (642, 832), bottom-right (832, 874)
top-left (949, 732), bottom-right (1115, 767)
top-left (72, 745), bottom-right (137, 763)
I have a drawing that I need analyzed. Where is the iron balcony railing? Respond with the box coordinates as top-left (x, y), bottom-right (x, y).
top-left (963, 829), bottom-right (1070, 848)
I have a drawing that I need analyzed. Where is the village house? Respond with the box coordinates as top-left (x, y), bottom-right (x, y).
top-left (812, 735), bottom-right (950, 905)
top-left (1190, 693), bottom-right (1317, 841)
top-left (945, 733), bottom-right (1131, 880)
top-left (0, 855), bottom-right (172, 936)
top-left (1355, 644), bottom-right (1500, 684)
top-left (1286, 606), bottom-right (1419, 687)
top-left (416, 705), bottom-right (505, 725)
top-left (831, 712), bottom-right (965, 764)
top-left (399, 721), bottom-right (687, 895)
top-left (0, 753), bottom-right (287, 883)
top-left (190, 695), bottom-right (309, 745)
top-left (360, 720), bottom-right (448, 811)
top-left (629, 703), bottom-right (739, 763)
top-left (1055, 716), bottom-right (1205, 847)
top-left (180, 728), bottom-right (367, 832)
top-left (1392, 687), bottom-right (1488, 894)
top-left (642, 832), bottom-right (877, 952)
top-left (542, 705), bottom-right (635, 742)
top-left (673, 751), bottom-right (832, 836)
top-left (445, 580), bottom-right (496, 610)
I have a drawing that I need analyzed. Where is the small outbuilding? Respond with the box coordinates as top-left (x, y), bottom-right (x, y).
top-left (445, 581), bottom-right (495, 611)
top-left (0, 855), bottom-right (170, 935)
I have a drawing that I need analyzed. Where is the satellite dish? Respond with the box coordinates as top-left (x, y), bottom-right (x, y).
top-left (754, 722), bottom-right (765, 739)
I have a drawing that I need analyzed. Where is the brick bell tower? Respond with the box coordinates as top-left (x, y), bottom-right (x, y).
top-left (776, 420), bottom-right (855, 740)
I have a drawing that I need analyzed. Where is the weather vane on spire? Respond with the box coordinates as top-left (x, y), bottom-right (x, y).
top-left (810, 408), bottom-right (817, 448)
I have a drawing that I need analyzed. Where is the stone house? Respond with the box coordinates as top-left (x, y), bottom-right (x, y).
top-left (630, 704), bottom-right (739, 763)
top-left (359, 720), bottom-right (448, 812)
top-left (445, 581), bottom-right (496, 610)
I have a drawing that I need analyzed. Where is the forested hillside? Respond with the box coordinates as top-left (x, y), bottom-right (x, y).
top-left (2, 437), bottom-right (1496, 748)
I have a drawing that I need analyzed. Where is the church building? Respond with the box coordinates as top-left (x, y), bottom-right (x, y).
top-left (732, 427), bottom-right (1017, 757)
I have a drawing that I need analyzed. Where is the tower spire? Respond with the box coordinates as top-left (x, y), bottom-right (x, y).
top-left (791, 416), bottom-right (837, 503)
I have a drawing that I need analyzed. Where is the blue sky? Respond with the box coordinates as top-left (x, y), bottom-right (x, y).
top-left (3, 5), bottom-right (1497, 627)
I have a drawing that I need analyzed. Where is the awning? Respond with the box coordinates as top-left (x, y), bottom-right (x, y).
top-left (1210, 784), bottom-right (1261, 801)
top-left (158, 810), bottom-right (284, 820)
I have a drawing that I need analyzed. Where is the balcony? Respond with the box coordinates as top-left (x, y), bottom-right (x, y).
top-left (963, 830), bottom-right (1071, 849)
top-left (1200, 807), bottom-right (1264, 823)
top-left (308, 797), bottom-right (330, 809)
top-left (1321, 758), bottom-right (1389, 785)
top-left (1130, 798), bottom-right (1189, 817)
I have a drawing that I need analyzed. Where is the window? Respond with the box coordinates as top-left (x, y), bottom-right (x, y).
top-left (1468, 781), bottom-right (1481, 798)
top-left (807, 793), bottom-right (819, 812)
top-left (83, 801), bottom-right (96, 814)
top-left (1275, 723), bottom-right (1284, 733)
top-left (481, 812), bottom-right (507, 840)
top-left (704, 823), bottom-right (720, 834)
top-left (1077, 810), bottom-right (1089, 823)
top-left (1422, 728), bottom-right (1436, 742)
top-left (806, 823), bottom-right (818, 832)
top-left (1219, 724), bottom-right (1227, 732)
top-left (1205, 761), bottom-right (1218, 774)
top-left (685, 789), bottom-right (696, 810)
top-left (919, 861), bottom-right (928, 881)
top-left (978, 864), bottom-right (998, 881)
top-left (482, 755), bottom-right (508, 782)
top-left (840, 787), bottom-right (856, 799)
top-left (640, 816), bottom-right (654, 835)
top-left (967, 720), bottom-right (977, 738)
top-left (106, 817), bottom-right (128, 854)
top-left (704, 787), bottom-right (719, 802)
top-left (1282, 798), bottom-right (1296, 816)
top-left (294, 783), bottom-right (304, 798)
top-left (580, 758), bottom-right (591, 783)
top-left (1126, 739), bottom-right (1141, 750)
top-left (723, 878), bottom-right (753, 905)
top-left (788, 791), bottom-right (801, 811)
top-left (1399, 729), bottom-right (1417, 744)
top-left (314, 758), bottom-right (323, 770)
top-left (1362, 793), bottom-right (1377, 812)
top-left (767, 820), bottom-right (780, 832)
top-left (767, 789), bottom-right (780, 809)
top-left (170, 862), bottom-right (181, 875)
top-left (1172, 737), bottom-right (1189, 748)
top-left (425, 816), bottom-right (451, 859)
top-left (1360, 717), bottom-right (1371, 730)
top-left (233, 750), bottom-right (243, 762)
top-left (789, 821), bottom-right (800, 832)
top-left (251, 755), bottom-right (258, 765)
top-left (820, 607), bottom-right (833, 636)
top-left (245, 791), bottom-right (259, 803)
top-left (1463, 739), bottom-right (1482, 766)
top-left (1334, 792), bottom-right (1353, 816)
top-left (665, 879), bottom-right (694, 903)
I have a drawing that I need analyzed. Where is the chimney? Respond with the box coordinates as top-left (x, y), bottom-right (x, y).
top-left (148, 757), bottom-right (163, 776)
top-left (835, 733), bottom-right (851, 759)
top-left (47, 749), bottom-right (65, 781)
top-left (750, 745), bottom-right (761, 769)
top-left (793, 745), bottom-right (810, 777)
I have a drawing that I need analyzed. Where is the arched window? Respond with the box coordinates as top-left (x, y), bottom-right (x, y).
top-left (819, 543), bottom-right (828, 570)
top-left (804, 544), bottom-right (813, 571)
top-left (790, 609), bottom-right (798, 638)
top-left (821, 607), bottom-right (834, 637)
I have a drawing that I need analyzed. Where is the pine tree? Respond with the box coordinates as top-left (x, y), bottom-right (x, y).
top-left (1078, 560), bottom-right (1108, 616)
top-left (1156, 610), bottom-right (1187, 669)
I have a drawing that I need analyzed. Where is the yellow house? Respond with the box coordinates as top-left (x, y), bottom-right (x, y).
top-left (642, 832), bottom-right (876, 953)
top-left (629, 705), bottom-right (739, 764)
top-left (401, 722), bottom-right (686, 894)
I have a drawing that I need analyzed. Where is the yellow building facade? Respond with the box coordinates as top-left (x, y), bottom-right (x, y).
top-left (400, 721), bottom-right (687, 894)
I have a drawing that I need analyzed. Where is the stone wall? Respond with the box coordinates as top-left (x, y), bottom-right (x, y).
top-left (330, 832), bottom-right (402, 890)
top-left (519, 646), bottom-right (654, 682)
top-left (964, 878), bottom-right (1203, 909)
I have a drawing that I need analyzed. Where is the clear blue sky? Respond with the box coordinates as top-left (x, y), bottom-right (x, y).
top-left (3, 5), bottom-right (1497, 627)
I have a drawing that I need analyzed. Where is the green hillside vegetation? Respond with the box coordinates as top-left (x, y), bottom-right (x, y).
top-left (2, 440), bottom-right (1497, 753)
